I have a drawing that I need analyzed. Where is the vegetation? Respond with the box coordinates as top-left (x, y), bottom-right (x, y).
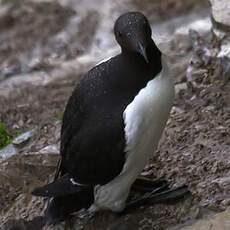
top-left (0, 122), bottom-right (12, 149)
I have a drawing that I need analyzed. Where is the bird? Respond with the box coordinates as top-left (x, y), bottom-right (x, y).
top-left (32, 11), bottom-right (190, 225)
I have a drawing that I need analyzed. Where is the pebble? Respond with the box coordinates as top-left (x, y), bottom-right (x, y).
top-left (12, 129), bottom-right (36, 148)
top-left (39, 144), bottom-right (59, 155)
top-left (0, 144), bottom-right (18, 160)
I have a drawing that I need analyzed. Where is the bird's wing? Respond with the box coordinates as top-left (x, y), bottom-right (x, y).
top-left (53, 83), bottom-right (83, 180)
top-left (54, 61), bottom-right (127, 184)
top-left (31, 175), bottom-right (89, 197)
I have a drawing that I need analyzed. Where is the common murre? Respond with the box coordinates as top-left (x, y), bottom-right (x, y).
top-left (32, 11), bottom-right (190, 224)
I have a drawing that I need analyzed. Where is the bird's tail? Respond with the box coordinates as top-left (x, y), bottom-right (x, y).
top-left (32, 175), bottom-right (94, 225)
top-left (44, 190), bottom-right (94, 225)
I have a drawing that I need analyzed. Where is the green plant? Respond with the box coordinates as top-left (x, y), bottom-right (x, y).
top-left (0, 122), bottom-right (12, 149)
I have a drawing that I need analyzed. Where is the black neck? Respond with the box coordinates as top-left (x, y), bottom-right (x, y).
top-left (121, 39), bottom-right (162, 78)
top-left (145, 39), bottom-right (162, 71)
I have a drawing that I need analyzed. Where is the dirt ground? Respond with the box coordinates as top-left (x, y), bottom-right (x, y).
top-left (1, 0), bottom-right (230, 229)
top-left (2, 54), bottom-right (229, 230)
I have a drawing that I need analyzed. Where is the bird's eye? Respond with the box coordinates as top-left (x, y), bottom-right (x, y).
top-left (118, 31), bottom-right (123, 38)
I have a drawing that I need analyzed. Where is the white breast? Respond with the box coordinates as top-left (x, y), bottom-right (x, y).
top-left (123, 70), bottom-right (175, 169)
top-left (92, 57), bottom-right (175, 212)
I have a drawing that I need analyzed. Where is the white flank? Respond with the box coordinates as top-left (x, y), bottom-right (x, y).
top-left (93, 55), bottom-right (175, 212)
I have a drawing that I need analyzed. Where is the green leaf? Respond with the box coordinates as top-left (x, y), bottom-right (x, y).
top-left (0, 122), bottom-right (12, 149)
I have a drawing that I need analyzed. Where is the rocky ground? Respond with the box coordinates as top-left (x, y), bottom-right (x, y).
top-left (0, 0), bottom-right (230, 229)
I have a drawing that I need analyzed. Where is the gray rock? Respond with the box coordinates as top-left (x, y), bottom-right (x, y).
top-left (12, 129), bottom-right (36, 148)
top-left (156, 12), bottom-right (211, 56)
top-left (210, 0), bottom-right (230, 31)
top-left (175, 82), bottom-right (188, 94)
top-left (181, 207), bottom-right (230, 230)
top-left (0, 144), bottom-right (18, 160)
top-left (39, 144), bottom-right (59, 155)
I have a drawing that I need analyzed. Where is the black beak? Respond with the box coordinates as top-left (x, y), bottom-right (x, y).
top-left (137, 42), bottom-right (148, 63)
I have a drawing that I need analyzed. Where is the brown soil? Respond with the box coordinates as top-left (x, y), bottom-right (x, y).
top-left (155, 82), bottom-right (230, 207)
top-left (0, 75), bottom-right (80, 135)
top-left (1, 53), bottom-right (229, 230)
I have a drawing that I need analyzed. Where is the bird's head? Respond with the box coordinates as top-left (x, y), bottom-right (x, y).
top-left (114, 12), bottom-right (159, 63)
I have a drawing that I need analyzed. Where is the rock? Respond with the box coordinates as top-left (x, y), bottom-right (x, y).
top-left (220, 198), bottom-right (230, 207)
top-left (186, 29), bottom-right (224, 89)
top-left (39, 144), bottom-right (59, 155)
top-left (175, 82), bottom-right (188, 94)
top-left (171, 106), bottom-right (185, 115)
top-left (12, 129), bottom-right (36, 148)
top-left (175, 17), bottom-right (211, 37)
top-left (0, 144), bottom-right (18, 160)
top-left (182, 208), bottom-right (230, 230)
top-left (210, 0), bottom-right (230, 32)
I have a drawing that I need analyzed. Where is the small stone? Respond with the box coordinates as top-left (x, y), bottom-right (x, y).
top-left (18, 119), bottom-right (24, 127)
top-left (12, 129), bottom-right (36, 148)
top-left (0, 144), bottom-right (18, 160)
top-left (175, 82), bottom-right (187, 94)
top-left (39, 144), bottom-right (59, 155)
top-left (221, 198), bottom-right (230, 207)
top-left (171, 106), bottom-right (185, 115)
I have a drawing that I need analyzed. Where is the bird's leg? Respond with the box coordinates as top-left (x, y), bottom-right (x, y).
top-left (93, 169), bottom-right (139, 212)
top-left (77, 206), bottom-right (97, 220)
